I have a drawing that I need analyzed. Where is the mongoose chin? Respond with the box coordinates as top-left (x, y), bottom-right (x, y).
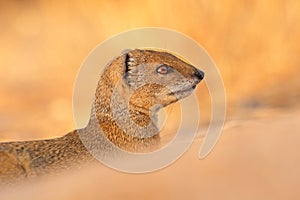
top-left (0, 49), bottom-right (204, 182)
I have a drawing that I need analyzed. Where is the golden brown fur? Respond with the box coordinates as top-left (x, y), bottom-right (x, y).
top-left (0, 49), bottom-right (204, 183)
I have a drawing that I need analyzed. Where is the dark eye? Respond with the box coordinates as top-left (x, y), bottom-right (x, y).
top-left (156, 64), bottom-right (171, 75)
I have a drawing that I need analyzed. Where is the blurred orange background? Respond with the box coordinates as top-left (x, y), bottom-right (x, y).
top-left (0, 0), bottom-right (299, 199)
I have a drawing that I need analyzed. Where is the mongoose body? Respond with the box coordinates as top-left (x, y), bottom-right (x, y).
top-left (0, 49), bottom-right (204, 183)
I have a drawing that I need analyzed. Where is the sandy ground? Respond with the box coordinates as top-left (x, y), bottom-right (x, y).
top-left (0, 107), bottom-right (299, 200)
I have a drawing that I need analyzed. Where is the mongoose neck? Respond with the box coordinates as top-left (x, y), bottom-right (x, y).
top-left (87, 55), bottom-right (160, 152)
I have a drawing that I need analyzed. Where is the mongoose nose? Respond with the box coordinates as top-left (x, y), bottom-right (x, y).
top-left (193, 69), bottom-right (205, 80)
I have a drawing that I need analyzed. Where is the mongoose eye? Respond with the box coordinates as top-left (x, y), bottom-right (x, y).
top-left (156, 64), bottom-right (171, 75)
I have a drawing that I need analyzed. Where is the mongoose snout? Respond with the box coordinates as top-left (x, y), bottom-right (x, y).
top-left (193, 69), bottom-right (205, 81)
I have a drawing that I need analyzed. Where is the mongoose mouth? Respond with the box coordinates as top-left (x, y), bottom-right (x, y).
top-left (169, 85), bottom-right (196, 98)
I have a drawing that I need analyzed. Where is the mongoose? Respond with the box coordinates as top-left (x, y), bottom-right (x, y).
top-left (0, 49), bottom-right (204, 183)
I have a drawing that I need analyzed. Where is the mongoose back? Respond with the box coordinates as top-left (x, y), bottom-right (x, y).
top-left (0, 49), bottom-right (204, 183)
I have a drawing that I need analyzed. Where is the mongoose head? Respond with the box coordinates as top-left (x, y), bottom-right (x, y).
top-left (93, 49), bottom-right (204, 145)
top-left (95, 49), bottom-right (204, 124)
top-left (123, 49), bottom-right (204, 111)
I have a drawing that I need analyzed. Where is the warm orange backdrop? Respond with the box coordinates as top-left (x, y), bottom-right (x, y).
top-left (0, 1), bottom-right (299, 199)
top-left (1, 0), bottom-right (299, 139)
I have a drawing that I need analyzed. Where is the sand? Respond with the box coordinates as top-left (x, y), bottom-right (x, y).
top-left (0, 107), bottom-right (299, 200)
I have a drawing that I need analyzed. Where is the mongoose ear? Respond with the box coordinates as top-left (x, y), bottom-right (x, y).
top-left (106, 52), bottom-right (131, 82)
top-left (112, 50), bottom-right (135, 81)
top-left (125, 51), bottom-right (137, 73)
top-left (121, 49), bottom-right (135, 74)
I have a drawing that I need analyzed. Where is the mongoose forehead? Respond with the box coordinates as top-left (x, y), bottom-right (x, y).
top-left (125, 49), bottom-right (203, 79)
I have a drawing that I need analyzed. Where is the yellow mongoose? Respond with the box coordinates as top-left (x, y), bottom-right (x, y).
top-left (0, 49), bottom-right (204, 182)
